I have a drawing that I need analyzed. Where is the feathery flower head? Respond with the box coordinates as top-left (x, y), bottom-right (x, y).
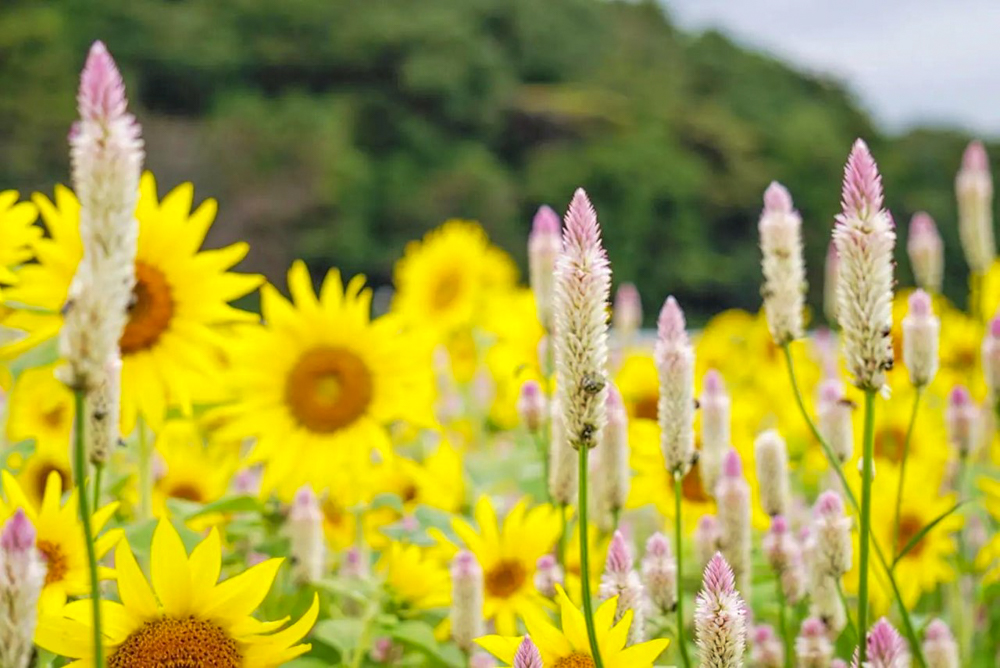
top-left (656, 296), bottom-right (696, 476)
top-left (751, 624), bottom-right (785, 668)
top-left (641, 532), bottom-right (677, 614)
top-left (517, 379), bottom-right (546, 433)
top-left (700, 369), bottom-right (731, 495)
top-left (762, 515), bottom-right (805, 604)
top-left (982, 316), bottom-right (1000, 397)
top-left (834, 139), bottom-right (896, 393)
top-left (946, 385), bottom-right (979, 458)
top-left (956, 140), bottom-right (995, 274)
top-left (922, 619), bottom-right (958, 668)
top-left (0, 510), bottom-right (46, 668)
top-left (287, 485), bottom-right (325, 584)
top-left (907, 212), bottom-right (944, 293)
top-left (695, 514), bottom-right (721, 570)
top-left (606, 530), bottom-right (632, 574)
top-left (553, 188), bottom-right (611, 450)
top-left (529, 205), bottom-right (562, 330)
top-left (754, 429), bottom-right (790, 516)
top-left (599, 530), bottom-right (645, 644)
top-left (825, 241), bottom-right (840, 325)
top-left (513, 637), bottom-right (544, 668)
top-left (817, 379), bottom-right (855, 462)
top-left (809, 490), bottom-right (852, 580)
top-left (716, 449), bottom-right (752, 601)
top-left (902, 289), bottom-right (939, 388)
top-left (340, 546), bottom-right (369, 580)
top-left (613, 282), bottom-right (643, 339)
top-left (855, 618), bottom-right (910, 668)
top-left (87, 353), bottom-right (122, 466)
top-left (548, 394), bottom-right (578, 505)
top-left (1, 509), bottom-right (35, 553)
top-left (759, 181), bottom-right (806, 344)
top-left (534, 554), bottom-right (564, 598)
top-left (695, 552), bottom-right (748, 668)
top-left (594, 383), bottom-right (630, 531)
top-left (450, 550), bottom-right (485, 651)
top-left (796, 617), bottom-right (834, 668)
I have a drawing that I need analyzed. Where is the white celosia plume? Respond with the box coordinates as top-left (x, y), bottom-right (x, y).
top-left (762, 515), bottom-right (805, 604)
top-left (548, 394), bottom-right (578, 506)
top-left (759, 181), bottom-right (806, 344)
top-left (594, 383), bottom-right (630, 531)
top-left (922, 619), bottom-right (959, 668)
top-left (656, 296), bottom-right (696, 476)
top-left (529, 205), bottom-right (562, 331)
top-left (699, 369), bottom-right (730, 495)
top-left (907, 212), bottom-right (944, 294)
top-left (795, 617), bottom-right (835, 668)
top-left (817, 379), bottom-right (855, 463)
top-left (695, 552), bottom-right (748, 668)
top-left (956, 140), bottom-right (995, 275)
top-left (0, 510), bottom-right (46, 668)
top-left (87, 353), bottom-right (122, 466)
top-left (599, 530), bottom-right (645, 645)
top-left (287, 485), bottom-right (325, 584)
top-left (833, 139), bottom-right (895, 394)
top-left (716, 449), bottom-right (752, 597)
top-left (751, 624), bottom-right (784, 668)
top-left (450, 550), bottom-right (485, 651)
top-left (901, 290), bottom-right (939, 388)
top-left (754, 429), bottom-right (789, 516)
top-left (641, 532), bottom-right (677, 615)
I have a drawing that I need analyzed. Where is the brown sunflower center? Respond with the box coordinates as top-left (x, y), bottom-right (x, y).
top-left (554, 653), bottom-right (596, 668)
top-left (108, 617), bottom-right (240, 668)
top-left (33, 464), bottom-right (71, 503)
top-left (120, 261), bottom-right (174, 355)
top-left (896, 514), bottom-right (926, 557)
top-left (36, 539), bottom-right (68, 586)
top-left (431, 269), bottom-right (462, 311)
top-left (633, 394), bottom-right (659, 421)
top-left (874, 426), bottom-right (906, 463)
top-left (169, 482), bottom-right (204, 503)
top-left (681, 460), bottom-right (711, 503)
top-left (485, 559), bottom-right (526, 598)
top-left (41, 404), bottom-right (67, 429)
top-left (285, 347), bottom-right (373, 434)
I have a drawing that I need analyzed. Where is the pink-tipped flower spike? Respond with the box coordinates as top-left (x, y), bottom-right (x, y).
top-left (699, 369), bottom-right (731, 495)
top-left (825, 241), bottom-right (840, 325)
top-left (854, 618), bottom-right (910, 668)
top-left (694, 552), bottom-right (748, 668)
top-left (529, 205), bottom-right (562, 331)
top-left (694, 514), bottom-right (721, 569)
top-left (795, 617), bottom-right (834, 668)
top-left (340, 546), bottom-right (369, 579)
top-left (0, 510), bottom-right (46, 668)
top-left (946, 385), bottom-right (979, 459)
top-left (817, 379), bottom-right (855, 463)
top-left (754, 429), bottom-right (790, 516)
top-left (469, 652), bottom-right (496, 668)
top-left (982, 316), bottom-right (1000, 398)
top-left (956, 140), bottom-right (995, 275)
top-left (922, 619), bottom-right (959, 668)
top-left (759, 181), bottom-right (806, 344)
top-left (834, 139), bottom-right (896, 394)
top-left (902, 290), bottom-right (939, 388)
top-left (751, 624), bottom-right (785, 668)
top-left (61, 42), bottom-right (144, 392)
top-left (599, 530), bottom-right (645, 644)
top-left (593, 383), bottom-right (630, 532)
top-left (517, 379), bottom-right (546, 433)
top-left (87, 352), bottom-right (122, 467)
top-left (656, 296), bottom-right (696, 476)
top-left (450, 550), bottom-right (485, 651)
top-left (808, 572), bottom-right (846, 635)
top-left (641, 532), bottom-right (677, 614)
top-left (534, 554), bottom-right (564, 598)
top-left (287, 485), bottom-right (325, 584)
top-left (762, 515), bottom-right (805, 604)
top-left (907, 213), bottom-right (944, 293)
top-left (553, 188), bottom-right (611, 450)
top-left (809, 491), bottom-right (852, 580)
top-left (716, 449), bottom-right (752, 596)
top-left (512, 636), bottom-right (544, 668)
top-left (547, 394), bottom-right (578, 505)
top-left (613, 282), bottom-right (643, 341)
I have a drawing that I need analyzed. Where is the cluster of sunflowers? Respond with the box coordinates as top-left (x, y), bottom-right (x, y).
top-left (0, 41), bottom-right (997, 668)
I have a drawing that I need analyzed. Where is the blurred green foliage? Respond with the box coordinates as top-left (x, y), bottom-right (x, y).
top-left (0, 0), bottom-right (990, 322)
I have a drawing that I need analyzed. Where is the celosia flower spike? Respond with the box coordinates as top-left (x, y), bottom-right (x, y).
top-left (695, 552), bottom-right (748, 668)
top-left (759, 181), bottom-right (806, 344)
top-left (512, 636), bottom-right (544, 668)
top-left (529, 205), bottom-right (562, 331)
top-left (901, 290), bottom-right (939, 388)
top-left (956, 140), bottom-right (995, 275)
top-left (450, 550), bottom-right (485, 651)
top-left (0, 510), bottom-right (46, 668)
top-left (907, 212), bottom-right (944, 293)
top-left (656, 296), bottom-right (696, 476)
top-left (699, 369), bottom-right (730, 495)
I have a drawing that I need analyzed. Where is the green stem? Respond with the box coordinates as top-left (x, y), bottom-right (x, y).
top-left (776, 577), bottom-right (792, 668)
top-left (93, 463), bottom-right (104, 510)
top-left (558, 504), bottom-right (569, 569)
top-left (578, 446), bottom-right (604, 668)
top-left (781, 344), bottom-right (928, 667)
top-left (73, 390), bottom-right (104, 668)
top-left (137, 418), bottom-right (152, 521)
top-left (535, 431), bottom-right (551, 504)
top-left (857, 389), bottom-right (876, 665)
top-left (893, 388), bottom-right (922, 553)
top-left (835, 577), bottom-right (858, 646)
top-left (673, 474), bottom-right (692, 668)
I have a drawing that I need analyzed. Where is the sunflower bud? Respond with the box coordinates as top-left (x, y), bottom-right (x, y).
top-left (449, 550), bottom-right (485, 651)
top-left (902, 290), bottom-right (939, 388)
top-left (907, 212), bottom-right (944, 293)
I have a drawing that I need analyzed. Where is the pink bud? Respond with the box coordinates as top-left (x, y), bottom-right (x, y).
top-left (703, 369), bottom-right (725, 396)
top-left (531, 205), bottom-right (561, 237)
top-left (513, 637), bottom-right (544, 668)
top-left (946, 385), bottom-right (978, 457)
top-left (763, 181), bottom-right (794, 213)
top-left (0, 510), bottom-right (35, 553)
top-left (646, 532), bottom-right (671, 557)
top-left (991, 316), bottom-right (1000, 339)
top-left (865, 618), bottom-right (908, 666)
top-left (658, 296), bottom-right (687, 343)
top-left (963, 140), bottom-right (989, 172)
top-left (613, 282), bottom-right (643, 334)
top-left (605, 530), bottom-right (632, 574)
top-left (564, 188), bottom-right (602, 249)
top-left (517, 380), bottom-right (546, 432)
top-left (924, 619), bottom-right (952, 642)
top-left (814, 490), bottom-right (844, 518)
top-left (292, 485), bottom-right (320, 517)
top-left (451, 550), bottom-right (481, 580)
top-left (841, 138), bottom-right (884, 217)
top-left (78, 41), bottom-right (128, 122)
top-left (722, 448), bottom-right (743, 478)
top-left (534, 554), bottom-right (564, 598)
top-left (703, 552), bottom-right (736, 596)
top-left (800, 617), bottom-right (827, 638)
top-left (908, 289), bottom-right (932, 317)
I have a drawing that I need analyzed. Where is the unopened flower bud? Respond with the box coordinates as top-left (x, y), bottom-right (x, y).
top-left (699, 369), bottom-right (730, 495)
top-left (450, 550), bottom-right (484, 651)
top-left (759, 181), bottom-right (806, 344)
top-left (907, 212), bottom-right (944, 293)
top-left (613, 282), bottom-right (642, 342)
top-left (796, 617), bottom-right (834, 668)
top-left (751, 624), bottom-right (784, 668)
top-left (517, 380), bottom-right (547, 433)
top-left (716, 449), bottom-right (752, 596)
top-left (755, 429), bottom-right (790, 516)
top-left (529, 205), bottom-right (562, 330)
top-left (641, 532), bottom-right (677, 614)
top-left (922, 619), bottom-right (959, 668)
top-left (287, 485), bottom-right (325, 584)
top-left (956, 140), bottom-right (995, 275)
top-left (902, 290), bottom-right (939, 388)
top-left (946, 385), bottom-right (979, 459)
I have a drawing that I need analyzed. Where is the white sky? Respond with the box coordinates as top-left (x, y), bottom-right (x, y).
top-left (665, 0), bottom-right (1000, 136)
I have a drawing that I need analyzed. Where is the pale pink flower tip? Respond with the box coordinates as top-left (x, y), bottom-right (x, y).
top-left (949, 385), bottom-right (971, 407)
top-left (819, 379), bottom-right (843, 403)
top-left (763, 181), bottom-right (794, 213)
top-left (0, 509), bottom-right (35, 552)
top-left (563, 188), bottom-right (601, 249)
top-left (532, 205), bottom-right (561, 236)
top-left (293, 484), bottom-right (318, 509)
top-left (908, 289), bottom-right (932, 317)
top-left (722, 448), bottom-right (742, 478)
top-left (657, 296), bottom-right (687, 342)
top-left (703, 368), bottom-right (725, 395)
top-left (909, 212), bottom-right (937, 238)
top-left (990, 316), bottom-right (1000, 339)
top-left (606, 382), bottom-right (623, 410)
top-left (867, 618), bottom-right (907, 663)
top-left (841, 138), bottom-right (884, 217)
top-left (646, 532), bottom-right (671, 557)
top-left (537, 554), bottom-right (557, 570)
top-left (703, 552), bottom-right (737, 595)
top-left (769, 515), bottom-right (789, 534)
top-left (615, 282), bottom-right (640, 309)
top-left (815, 490), bottom-right (844, 517)
top-left (451, 550), bottom-right (480, 578)
top-left (753, 624), bottom-right (778, 644)
top-left (79, 40), bottom-right (128, 122)
top-left (606, 530), bottom-right (632, 574)
top-left (963, 140), bottom-right (989, 172)
top-left (924, 619), bottom-right (953, 642)
top-left (800, 617), bottom-right (827, 638)
top-left (513, 636), bottom-right (544, 668)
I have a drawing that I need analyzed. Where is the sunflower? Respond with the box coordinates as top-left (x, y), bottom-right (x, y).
top-left (392, 220), bottom-right (517, 335)
top-left (376, 542), bottom-right (451, 612)
top-left (0, 470), bottom-right (121, 611)
top-left (0, 190), bottom-right (41, 297)
top-left (35, 520), bottom-right (319, 667)
top-left (446, 496), bottom-right (561, 635)
top-left (976, 476), bottom-right (1000, 584)
top-left (382, 439), bottom-right (467, 516)
top-left (153, 419), bottom-right (239, 525)
top-left (482, 288), bottom-right (545, 429)
top-left (560, 520), bottom-right (609, 606)
top-left (614, 350), bottom-right (659, 422)
top-left (217, 261), bottom-right (434, 493)
top-left (1, 175), bottom-right (263, 433)
top-left (476, 585), bottom-right (669, 668)
top-left (854, 385), bottom-right (948, 470)
top-left (847, 460), bottom-right (962, 610)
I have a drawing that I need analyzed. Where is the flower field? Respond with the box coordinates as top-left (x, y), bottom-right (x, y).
top-left (0, 41), bottom-right (997, 668)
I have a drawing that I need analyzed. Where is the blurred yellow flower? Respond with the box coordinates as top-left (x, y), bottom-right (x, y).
top-left (153, 419), bottom-right (239, 526)
top-left (0, 190), bottom-right (41, 299)
top-left (377, 542), bottom-right (451, 611)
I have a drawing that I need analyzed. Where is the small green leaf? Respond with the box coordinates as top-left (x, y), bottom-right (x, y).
top-left (893, 500), bottom-right (967, 567)
top-left (185, 494), bottom-right (264, 520)
top-left (312, 618), bottom-right (363, 656)
top-left (370, 492), bottom-right (404, 512)
top-left (390, 620), bottom-right (463, 668)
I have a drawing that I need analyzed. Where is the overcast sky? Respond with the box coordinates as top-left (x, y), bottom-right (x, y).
top-left (665, 0), bottom-right (1000, 137)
